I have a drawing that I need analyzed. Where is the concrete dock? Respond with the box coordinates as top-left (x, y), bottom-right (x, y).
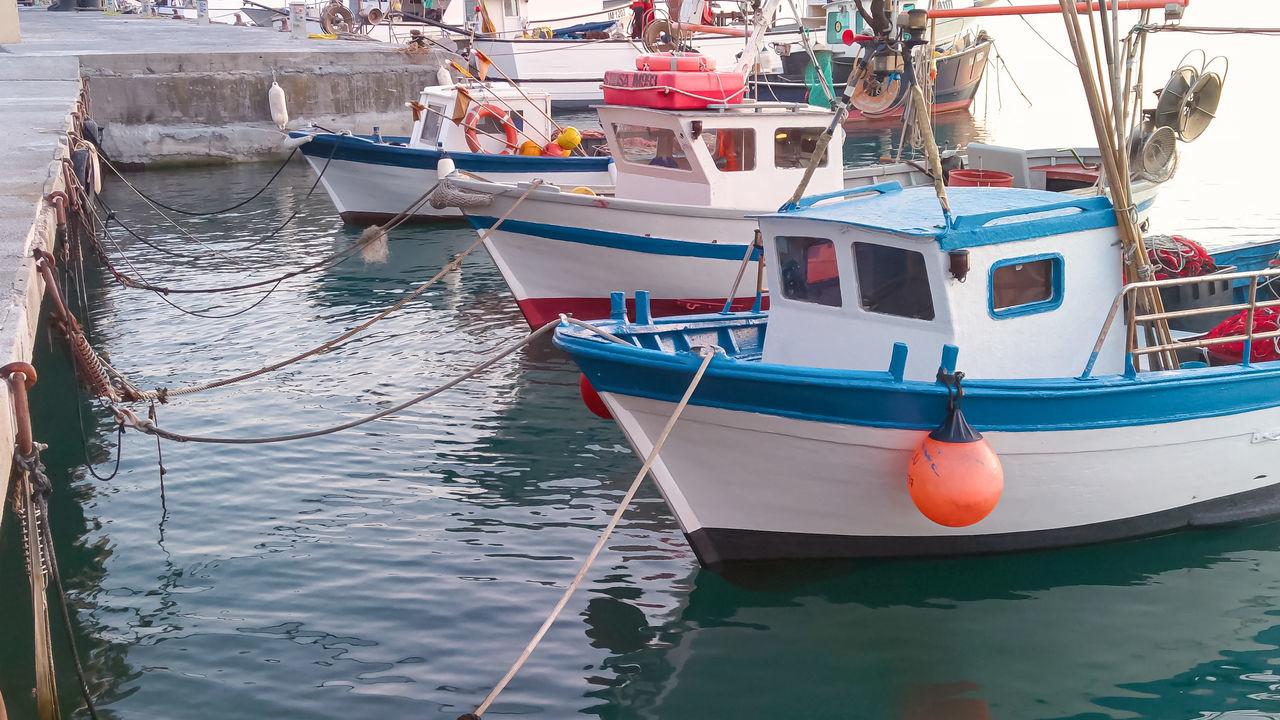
top-left (0, 7), bottom-right (456, 529)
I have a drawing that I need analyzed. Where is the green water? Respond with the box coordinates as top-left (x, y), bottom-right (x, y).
top-left (5, 7), bottom-right (1280, 719)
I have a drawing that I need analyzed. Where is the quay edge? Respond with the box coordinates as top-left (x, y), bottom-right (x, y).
top-left (0, 53), bottom-right (83, 531)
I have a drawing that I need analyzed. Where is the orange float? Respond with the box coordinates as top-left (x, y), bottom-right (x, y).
top-left (906, 372), bottom-right (1003, 527)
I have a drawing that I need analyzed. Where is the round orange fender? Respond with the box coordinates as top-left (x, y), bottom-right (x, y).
top-left (463, 104), bottom-right (518, 154)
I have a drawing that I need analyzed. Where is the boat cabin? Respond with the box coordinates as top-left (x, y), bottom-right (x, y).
top-left (757, 183), bottom-right (1130, 381)
top-left (409, 83), bottom-right (557, 155)
top-left (597, 101), bottom-right (845, 208)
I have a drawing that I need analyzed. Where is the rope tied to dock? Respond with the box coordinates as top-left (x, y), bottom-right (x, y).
top-left (114, 319), bottom-right (560, 444)
top-left (461, 346), bottom-right (719, 720)
top-left (83, 179), bottom-right (544, 402)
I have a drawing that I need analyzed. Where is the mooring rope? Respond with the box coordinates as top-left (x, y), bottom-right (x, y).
top-left (117, 319), bottom-right (558, 444)
top-left (460, 346), bottom-right (717, 720)
top-left (98, 148), bottom-right (299, 217)
top-left (73, 179), bottom-right (543, 401)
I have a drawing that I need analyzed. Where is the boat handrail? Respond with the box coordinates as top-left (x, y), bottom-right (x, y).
top-left (1082, 266), bottom-right (1280, 378)
top-left (780, 181), bottom-right (903, 212)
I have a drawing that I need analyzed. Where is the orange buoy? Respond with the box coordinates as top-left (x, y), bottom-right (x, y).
top-left (543, 142), bottom-right (565, 157)
top-left (906, 372), bottom-right (1003, 527)
top-left (517, 140), bottom-right (543, 156)
top-left (579, 374), bottom-right (611, 419)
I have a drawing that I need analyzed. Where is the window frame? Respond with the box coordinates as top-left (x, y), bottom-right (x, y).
top-left (773, 127), bottom-right (830, 169)
top-left (987, 252), bottom-right (1065, 319)
top-left (701, 127), bottom-right (757, 172)
top-left (610, 123), bottom-right (694, 173)
top-left (851, 241), bottom-right (936, 322)
top-left (775, 235), bottom-right (844, 308)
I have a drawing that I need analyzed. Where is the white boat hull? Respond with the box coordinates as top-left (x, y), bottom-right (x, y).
top-left (468, 189), bottom-right (762, 326)
top-left (604, 393), bottom-right (1280, 565)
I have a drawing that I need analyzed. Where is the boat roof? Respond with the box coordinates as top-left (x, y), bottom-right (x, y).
top-left (593, 100), bottom-right (833, 118)
top-left (769, 183), bottom-right (1120, 250)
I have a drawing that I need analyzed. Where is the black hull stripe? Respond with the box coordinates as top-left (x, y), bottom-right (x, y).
top-left (687, 481), bottom-right (1280, 567)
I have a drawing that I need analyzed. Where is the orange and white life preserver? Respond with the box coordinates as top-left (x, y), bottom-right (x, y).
top-left (463, 104), bottom-right (519, 154)
top-left (635, 52), bottom-right (716, 72)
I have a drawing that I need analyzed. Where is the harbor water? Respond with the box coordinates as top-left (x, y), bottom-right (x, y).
top-left (4, 6), bottom-right (1280, 718)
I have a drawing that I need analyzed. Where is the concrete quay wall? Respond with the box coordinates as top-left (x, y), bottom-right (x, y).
top-left (10, 10), bottom-right (459, 165)
top-left (83, 49), bottom-right (455, 165)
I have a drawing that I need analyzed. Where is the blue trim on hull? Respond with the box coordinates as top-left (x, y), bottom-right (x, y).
top-left (553, 312), bottom-right (1280, 432)
top-left (467, 215), bottom-right (761, 261)
top-left (290, 132), bottom-right (612, 174)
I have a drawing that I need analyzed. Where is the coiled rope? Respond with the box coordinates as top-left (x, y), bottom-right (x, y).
top-left (460, 345), bottom-right (717, 720)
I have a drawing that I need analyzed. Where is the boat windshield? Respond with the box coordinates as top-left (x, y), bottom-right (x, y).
top-left (612, 124), bottom-right (693, 171)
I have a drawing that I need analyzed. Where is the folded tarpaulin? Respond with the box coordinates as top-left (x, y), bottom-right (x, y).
top-left (550, 19), bottom-right (619, 38)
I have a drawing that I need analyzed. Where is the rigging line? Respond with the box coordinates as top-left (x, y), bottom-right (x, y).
top-left (119, 320), bottom-right (558, 444)
top-left (1003, 0), bottom-right (1076, 66)
top-left (98, 148), bottom-right (299, 217)
top-left (95, 197), bottom-right (211, 261)
top-left (97, 179), bottom-right (542, 401)
top-left (235, 141), bottom-right (339, 251)
top-left (465, 346), bottom-right (718, 720)
top-left (97, 220), bottom-right (285, 319)
top-left (1141, 25), bottom-right (1280, 35)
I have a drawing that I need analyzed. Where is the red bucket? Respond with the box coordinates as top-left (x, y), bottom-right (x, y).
top-left (948, 169), bottom-right (1014, 188)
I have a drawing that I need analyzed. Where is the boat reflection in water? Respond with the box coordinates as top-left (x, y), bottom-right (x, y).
top-left (582, 523), bottom-right (1280, 719)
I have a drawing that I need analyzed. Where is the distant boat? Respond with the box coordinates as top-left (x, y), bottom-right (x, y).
top-left (290, 82), bottom-right (614, 224)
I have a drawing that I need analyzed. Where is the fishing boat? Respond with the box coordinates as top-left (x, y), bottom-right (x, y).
top-left (290, 81), bottom-right (614, 224)
top-left (441, 41), bottom-right (1175, 327)
top-left (553, 0), bottom-right (1255, 567)
top-left (753, 0), bottom-right (994, 119)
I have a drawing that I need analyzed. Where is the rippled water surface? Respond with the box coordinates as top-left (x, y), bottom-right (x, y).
top-left (4, 6), bottom-right (1280, 719)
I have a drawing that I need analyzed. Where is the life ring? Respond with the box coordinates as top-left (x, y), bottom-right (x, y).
top-left (463, 104), bottom-right (519, 154)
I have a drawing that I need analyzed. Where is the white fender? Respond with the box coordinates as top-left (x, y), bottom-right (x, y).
top-left (269, 81), bottom-right (289, 129)
top-left (436, 66), bottom-right (451, 87)
top-left (436, 154), bottom-right (456, 179)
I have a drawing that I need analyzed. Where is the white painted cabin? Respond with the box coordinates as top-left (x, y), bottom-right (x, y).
top-left (757, 184), bottom-right (1129, 381)
top-left (410, 83), bottom-right (557, 154)
top-left (597, 101), bottom-right (845, 209)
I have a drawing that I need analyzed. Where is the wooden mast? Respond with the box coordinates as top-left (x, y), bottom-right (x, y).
top-left (1056, 0), bottom-right (1178, 370)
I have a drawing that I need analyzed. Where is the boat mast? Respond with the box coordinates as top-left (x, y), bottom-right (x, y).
top-left (1055, 0), bottom-right (1177, 370)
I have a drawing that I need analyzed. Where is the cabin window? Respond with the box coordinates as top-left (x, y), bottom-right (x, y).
top-left (853, 242), bottom-right (935, 320)
top-left (612, 124), bottom-right (692, 171)
top-left (701, 128), bottom-right (756, 172)
top-left (989, 254), bottom-right (1064, 318)
top-left (775, 127), bottom-right (829, 169)
top-left (420, 104), bottom-right (445, 145)
top-left (777, 236), bottom-right (842, 307)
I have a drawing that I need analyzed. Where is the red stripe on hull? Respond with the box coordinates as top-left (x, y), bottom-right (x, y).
top-left (516, 295), bottom-right (768, 328)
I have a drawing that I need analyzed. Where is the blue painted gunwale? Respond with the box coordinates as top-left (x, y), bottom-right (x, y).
top-left (290, 131), bottom-right (612, 174)
top-left (466, 216), bottom-right (761, 261)
top-left (555, 312), bottom-right (1280, 432)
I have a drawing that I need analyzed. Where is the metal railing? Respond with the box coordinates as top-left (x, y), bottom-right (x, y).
top-left (1082, 266), bottom-right (1280, 377)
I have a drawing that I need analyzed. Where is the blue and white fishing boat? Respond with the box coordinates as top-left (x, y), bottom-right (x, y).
top-left (291, 81), bottom-right (614, 224)
top-left (554, 179), bottom-right (1280, 566)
